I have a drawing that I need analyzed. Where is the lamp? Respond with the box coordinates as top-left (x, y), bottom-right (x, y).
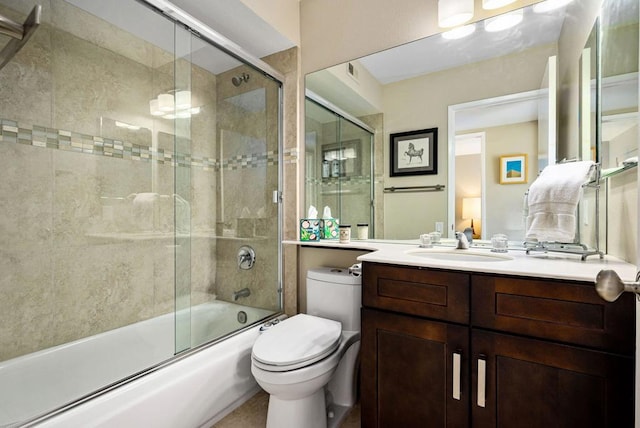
top-left (482, 0), bottom-right (517, 9)
top-left (438, 0), bottom-right (474, 28)
top-left (462, 197), bottom-right (481, 237)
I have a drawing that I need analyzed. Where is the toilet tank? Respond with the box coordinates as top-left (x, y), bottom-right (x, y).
top-left (306, 267), bottom-right (362, 332)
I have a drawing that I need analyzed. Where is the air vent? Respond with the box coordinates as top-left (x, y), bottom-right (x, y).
top-left (347, 62), bottom-right (358, 81)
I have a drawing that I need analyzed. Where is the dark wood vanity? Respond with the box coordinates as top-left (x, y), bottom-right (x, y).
top-left (360, 262), bottom-right (636, 427)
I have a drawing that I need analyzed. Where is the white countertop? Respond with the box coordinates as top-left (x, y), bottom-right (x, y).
top-left (284, 239), bottom-right (638, 283)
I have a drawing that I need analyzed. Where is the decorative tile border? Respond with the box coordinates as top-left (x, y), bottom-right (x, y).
top-left (0, 119), bottom-right (292, 171)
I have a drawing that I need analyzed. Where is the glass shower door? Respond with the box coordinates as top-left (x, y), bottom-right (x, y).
top-left (305, 97), bottom-right (374, 236)
top-left (173, 27), bottom-right (282, 351)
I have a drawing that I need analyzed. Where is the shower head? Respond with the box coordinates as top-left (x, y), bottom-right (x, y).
top-left (232, 72), bottom-right (250, 87)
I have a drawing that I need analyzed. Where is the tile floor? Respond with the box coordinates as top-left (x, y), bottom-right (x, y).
top-left (212, 390), bottom-right (361, 427)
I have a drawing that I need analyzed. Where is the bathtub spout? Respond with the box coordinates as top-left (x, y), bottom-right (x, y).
top-left (232, 287), bottom-right (251, 301)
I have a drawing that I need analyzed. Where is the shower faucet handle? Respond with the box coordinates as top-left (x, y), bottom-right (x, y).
top-left (237, 246), bottom-right (256, 270)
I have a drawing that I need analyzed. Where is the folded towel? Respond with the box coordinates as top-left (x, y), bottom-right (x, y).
top-left (525, 161), bottom-right (595, 243)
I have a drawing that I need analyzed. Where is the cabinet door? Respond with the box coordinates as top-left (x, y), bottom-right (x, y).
top-left (361, 308), bottom-right (469, 428)
top-left (471, 330), bottom-right (634, 428)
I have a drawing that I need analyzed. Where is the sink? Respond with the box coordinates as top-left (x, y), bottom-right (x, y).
top-left (405, 248), bottom-right (513, 262)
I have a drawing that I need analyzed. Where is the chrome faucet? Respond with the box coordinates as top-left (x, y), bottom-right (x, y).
top-left (232, 287), bottom-right (251, 301)
top-left (455, 231), bottom-right (470, 249)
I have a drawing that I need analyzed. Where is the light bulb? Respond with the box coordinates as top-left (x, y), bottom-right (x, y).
top-left (438, 0), bottom-right (474, 28)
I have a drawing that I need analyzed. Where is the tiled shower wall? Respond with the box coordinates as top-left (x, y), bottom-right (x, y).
top-left (0, 0), bottom-right (286, 361)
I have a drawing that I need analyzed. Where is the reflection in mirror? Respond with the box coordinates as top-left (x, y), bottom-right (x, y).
top-left (599, 0), bottom-right (639, 175)
top-left (305, 1), bottom-right (602, 241)
top-left (449, 88), bottom-right (547, 241)
top-left (304, 94), bottom-right (375, 234)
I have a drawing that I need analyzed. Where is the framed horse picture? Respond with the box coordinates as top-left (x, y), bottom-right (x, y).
top-left (390, 128), bottom-right (438, 177)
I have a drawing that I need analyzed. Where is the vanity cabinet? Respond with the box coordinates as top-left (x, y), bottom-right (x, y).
top-left (361, 262), bottom-right (635, 428)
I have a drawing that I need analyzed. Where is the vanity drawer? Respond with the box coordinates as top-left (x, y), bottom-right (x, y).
top-left (362, 262), bottom-right (469, 323)
top-left (471, 274), bottom-right (635, 355)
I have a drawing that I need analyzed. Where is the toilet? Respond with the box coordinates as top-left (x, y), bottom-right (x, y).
top-left (251, 266), bottom-right (362, 428)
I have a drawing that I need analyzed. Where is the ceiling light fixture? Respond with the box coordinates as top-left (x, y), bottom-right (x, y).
top-left (442, 23), bottom-right (476, 40)
top-left (484, 9), bottom-right (523, 32)
top-left (482, 0), bottom-right (517, 10)
top-left (533, 0), bottom-right (574, 13)
top-left (438, 0), bottom-right (474, 28)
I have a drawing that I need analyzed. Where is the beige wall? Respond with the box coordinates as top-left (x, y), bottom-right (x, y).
top-left (483, 122), bottom-right (538, 241)
top-left (382, 44), bottom-right (555, 238)
top-left (607, 170), bottom-right (638, 262)
top-left (241, 0), bottom-right (300, 46)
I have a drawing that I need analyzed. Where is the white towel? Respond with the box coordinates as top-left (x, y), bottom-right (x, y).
top-left (525, 161), bottom-right (595, 243)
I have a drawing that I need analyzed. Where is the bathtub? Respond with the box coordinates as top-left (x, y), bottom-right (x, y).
top-left (0, 301), bottom-right (276, 428)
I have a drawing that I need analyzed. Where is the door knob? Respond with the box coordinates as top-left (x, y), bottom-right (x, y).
top-left (594, 269), bottom-right (640, 302)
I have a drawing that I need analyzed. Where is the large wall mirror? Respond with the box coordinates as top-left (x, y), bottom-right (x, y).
top-left (305, 0), bottom-right (635, 241)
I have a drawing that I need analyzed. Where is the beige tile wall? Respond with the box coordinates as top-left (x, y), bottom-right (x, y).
top-left (0, 1), bottom-right (293, 360)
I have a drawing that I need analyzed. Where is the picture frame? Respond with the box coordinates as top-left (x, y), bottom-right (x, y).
top-left (499, 154), bottom-right (528, 184)
top-left (390, 128), bottom-right (438, 177)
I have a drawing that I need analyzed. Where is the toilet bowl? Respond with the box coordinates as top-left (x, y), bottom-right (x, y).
top-left (251, 267), bottom-right (362, 428)
top-left (251, 314), bottom-right (360, 428)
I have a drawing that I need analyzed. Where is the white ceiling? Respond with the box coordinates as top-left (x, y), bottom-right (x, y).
top-left (65, 0), bottom-right (294, 74)
top-left (166, 0), bottom-right (295, 60)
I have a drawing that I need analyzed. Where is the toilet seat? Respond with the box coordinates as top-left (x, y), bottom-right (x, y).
top-left (252, 314), bottom-right (342, 372)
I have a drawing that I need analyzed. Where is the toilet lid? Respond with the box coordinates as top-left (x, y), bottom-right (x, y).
top-left (252, 314), bottom-right (341, 368)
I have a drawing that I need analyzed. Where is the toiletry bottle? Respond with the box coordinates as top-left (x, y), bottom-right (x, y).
top-left (331, 159), bottom-right (340, 177)
top-left (322, 160), bottom-right (330, 178)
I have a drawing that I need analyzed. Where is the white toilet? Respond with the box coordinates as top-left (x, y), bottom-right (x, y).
top-left (251, 266), bottom-right (361, 428)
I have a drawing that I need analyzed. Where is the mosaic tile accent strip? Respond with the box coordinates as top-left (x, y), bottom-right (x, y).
top-left (0, 119), bottom-right (282, 171)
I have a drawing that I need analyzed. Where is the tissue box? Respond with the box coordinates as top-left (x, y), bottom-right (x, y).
top-left (320, 218), bottom-right (339, 240)
top-left (299, 219), bottom-right (320, 241)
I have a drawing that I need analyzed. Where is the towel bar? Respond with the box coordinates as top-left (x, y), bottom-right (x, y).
top-left (524, 162), bottom-right (603, 261)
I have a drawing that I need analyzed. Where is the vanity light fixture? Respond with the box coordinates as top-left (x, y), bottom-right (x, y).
top-left (438, 0), bottom-right (474, 28)
top-left (484, 8), bottom-right (523, 32)
top-left (149, 90), bottom-right (200, 119)
top-left (482, 0), bottom-right (517, 10)
top-left (533, 0), bottom-right (574, 13)
top-left (442, 23), bottom-right (476, 40)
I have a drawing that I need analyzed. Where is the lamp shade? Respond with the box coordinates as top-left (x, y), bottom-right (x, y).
top-left (462, 197), bottom-right (481, 220)
top-left (438, 0), bottom-right (474, 28)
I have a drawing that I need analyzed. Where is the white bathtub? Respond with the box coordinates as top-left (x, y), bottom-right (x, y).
top-left (0, 301), bottom-right (275, 428)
